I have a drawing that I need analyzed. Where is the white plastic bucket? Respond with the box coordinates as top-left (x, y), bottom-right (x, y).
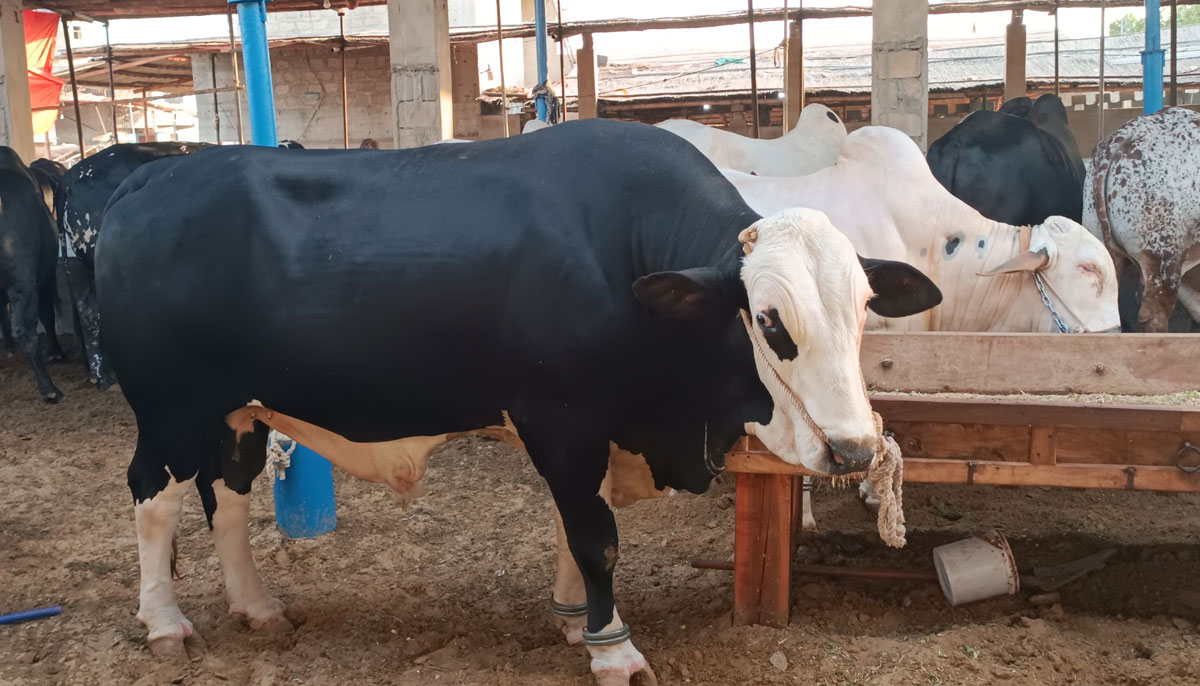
top-left (932, 529), bottom-right (1019, 606)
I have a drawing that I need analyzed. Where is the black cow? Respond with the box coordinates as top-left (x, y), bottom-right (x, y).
top-left (56, 142), bottom-right (209, 389)
top-left (0, 147), bottom-right (66, 401)
top-left (927, 94), bottom-right (1085, 226)
top-left (98, 120), bottom-right (939, 679)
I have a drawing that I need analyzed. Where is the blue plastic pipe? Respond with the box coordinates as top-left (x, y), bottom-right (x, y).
top-left (0, 606), bottom-right (61, 625)
top-left (1143, 0), bottom-right (1165, 114)
top-left (534, 0), bottom-right (549, 121)
top-left (229, 0), bottom-right (279, 146)
top-left (273, 442), bottom-right (337, 539)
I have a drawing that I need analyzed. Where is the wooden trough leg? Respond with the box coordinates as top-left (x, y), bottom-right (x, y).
top-left (733, 472), bottom-right (796, 627)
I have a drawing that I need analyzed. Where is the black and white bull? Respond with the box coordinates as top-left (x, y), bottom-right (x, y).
top-left (1086, 107), bottom-right (1200, 332)
top-left (97, 120), bottom-right (940, 683)
top-left (927, 94), bottom-right (1085, 227)
top-left (57, 142), bottom-right (209, 389)
top-left (0, 147), bottom-right (67, 400)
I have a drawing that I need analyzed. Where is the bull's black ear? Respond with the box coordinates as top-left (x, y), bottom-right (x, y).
top-left (633, 267), bottom-right (732, 319)
top-left (858, 256), bottom-right (943, 318)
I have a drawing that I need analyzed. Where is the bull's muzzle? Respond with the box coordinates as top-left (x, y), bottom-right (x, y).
top-left (827, 436), bottom-right (877, 475)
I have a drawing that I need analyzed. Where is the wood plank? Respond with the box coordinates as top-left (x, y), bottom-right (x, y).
top-left (726, 452), bottom-right (1200, 492)
top-left (872, 395), bottom-right (1200, 432)
top-left (1029, 426), bottom-right (1057, 465)
top-left (862, 332), bottom-right (1200, 396)
top-left (733, 473), bottom-right (794, 627)
top-left (1055, 428), bottom-right (1200, 467)
top-left (887, 422), bottom-right (1031, 462)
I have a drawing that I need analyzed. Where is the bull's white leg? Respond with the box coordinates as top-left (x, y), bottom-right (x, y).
top-left (801, 477), bottom-right (818, 532)
top-left (859, 476), bottom-right (882, 511)
top-left (136, 476), bottom-right (204, 657)
top-left (551, 504), bottom-right (588, 645)
top-left (211, 480), bottom-right (292, 633)
top-left (586, 609), bottom-right (655, 686)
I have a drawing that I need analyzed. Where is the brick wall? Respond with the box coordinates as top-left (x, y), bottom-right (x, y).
top-left (191, 45), bottom-right (394, 149)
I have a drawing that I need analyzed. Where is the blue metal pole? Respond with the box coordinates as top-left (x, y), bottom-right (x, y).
top-left (1143, 0), bottom-right (1165, 114)
top-left (229, 0), bottom-right (278, 146)
top-left (534, 0), bottom-right (549, 121)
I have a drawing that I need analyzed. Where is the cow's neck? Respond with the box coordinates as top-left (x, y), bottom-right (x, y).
top-left (932, 214), bottom-right (1058, 332)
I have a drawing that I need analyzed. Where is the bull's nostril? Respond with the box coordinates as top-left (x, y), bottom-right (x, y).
top-left (831, 452), bottom-right (846, 465)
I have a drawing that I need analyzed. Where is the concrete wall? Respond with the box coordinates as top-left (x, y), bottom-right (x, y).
top-left (871, 0), bottom-right (928, 149)
top-left (192, 46), bottom-right (395, 149)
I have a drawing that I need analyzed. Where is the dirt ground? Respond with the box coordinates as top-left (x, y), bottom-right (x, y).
top-left (3, 358), bottom-right (1200, 686)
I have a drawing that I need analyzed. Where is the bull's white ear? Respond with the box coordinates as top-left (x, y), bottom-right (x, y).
top-left (633, 267), bottom-right (732, 319)
top-left (977, 248), bottom-right (1050, 276)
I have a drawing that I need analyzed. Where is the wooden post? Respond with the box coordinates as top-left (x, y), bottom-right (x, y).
top-left (1098, 0), bottom-right (1106, 141)
top-left (227, 5), bottom-right (245, 144)
top-left (781, 0), bottom-right (790, 132)
top-left (496, 0), bottom-right (509, 137)
top-left (105, 22), bottom-right (119, 142)
top-left (557, 0), bottom-right (565, 116)
top-left (1170, 0), bottom-right (1178, 106)
top-left (733, 472), bottom-right (794, 627)
top-left (62, 16), bottom-right (87, 160)
top-left (577, 32), bottom-right (598, 119)
top-left (1004, 9), bottom-right (1026, 102)
top-left (786, 9), bottom-right (803, 129)
top-left (340, 9), bottom-right (348, 148)
top-left (1053, 2), bottom-right (1060, 96)
top-left (747, 0), bottom-right (760, 138)
top-left (141, 90), bottom-right (150, 143)
top-left (211, 53), bottom-right (221, 144)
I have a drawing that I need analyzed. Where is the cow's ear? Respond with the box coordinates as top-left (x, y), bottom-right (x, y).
top-left (633, 267), bottom-right (734, 319)
top-left (859, 256), bottom-right (943, 318)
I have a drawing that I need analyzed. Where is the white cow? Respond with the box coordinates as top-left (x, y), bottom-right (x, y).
top-left (656, 103), bottom-right (847, 176)
top-left (725, 126), bottom-right (1120, 334)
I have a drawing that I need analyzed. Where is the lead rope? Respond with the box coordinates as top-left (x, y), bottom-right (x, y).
top-left (869, 411), bottom-right (906, 548)
top-left (266, 429), bottom-right (297, 481)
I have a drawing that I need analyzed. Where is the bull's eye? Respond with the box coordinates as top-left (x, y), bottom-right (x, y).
top-left (756, 308), bottom-right (798, 361)
top-left (756, 311), bottom-right (775, 331)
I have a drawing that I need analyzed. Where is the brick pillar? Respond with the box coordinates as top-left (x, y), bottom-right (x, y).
top-left (1004, 10), bottom-right (1027, 102)
top-left (387, 0), bottom-right (453, 147)
top-left (872, 0), bottom-right (928, 150)
top-left (451, 43), bottom-right (481, 139)
top-left (577, 32), bottom-right (598, 119)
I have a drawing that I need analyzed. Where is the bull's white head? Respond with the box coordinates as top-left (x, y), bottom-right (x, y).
top-left (979, 216), bottom-right (1120, 333)
top-left (737, 209), bottom-right (941, 473)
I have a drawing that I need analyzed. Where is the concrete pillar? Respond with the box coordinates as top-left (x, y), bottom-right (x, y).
top-left (451, 43), bottom-right (481, 139)
top-left (387, 0), bottom-right (453, 147)
top-left (871, 0), bottom-right (928, 150)
top-left (0, 4), bottom-right (34, 162)
top-left (1004, 10), bottom-right (1027, 102)
top-left (577, 32), bottom-right (598, 119)
top-left (784, 20), bottom-right (803, 130)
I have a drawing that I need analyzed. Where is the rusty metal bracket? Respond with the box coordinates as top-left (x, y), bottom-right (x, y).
top-left (1125, 466), bottom-right (1137, 490)
top-left (966, 461), bottom-right (977, 485)
top-left (1176, 442), bottom-right (1200, 473)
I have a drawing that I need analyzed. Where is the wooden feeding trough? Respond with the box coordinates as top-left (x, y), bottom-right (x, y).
top-left (724, 332), bottom-right (1200, 627)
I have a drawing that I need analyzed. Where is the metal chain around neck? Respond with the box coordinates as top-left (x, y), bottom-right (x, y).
top-left (1034, 272), bottom-right (1074, 334)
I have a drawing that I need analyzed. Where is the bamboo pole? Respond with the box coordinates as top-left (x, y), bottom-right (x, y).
top-left (340, 9), bottom-right (349, 148)
top-left (747, 0), bottom-right (759, 138)
top-left (497, 0), bottom-right (509, 137)
top-left (62, 16), bottom-right (88, 159)
top-left (105, 22), bottom-right (119, 142)
top-left (227, 5), bottom-right (245, 143)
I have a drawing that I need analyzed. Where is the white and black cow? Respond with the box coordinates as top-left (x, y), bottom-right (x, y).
top-left (98, 120), bottom-right (941, 683)
top-left (1085, 107), bottom-right (1200, 332)
top-left (927, 94), bottom-right (1085, 227)
top-left (56, 142), bottom-right (209, 389)
top-left (0, 147), bottom-right (67, 401)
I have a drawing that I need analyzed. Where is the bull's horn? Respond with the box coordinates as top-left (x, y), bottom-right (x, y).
top-left (738, 227), bottom-right (759, 255)
top-left (977, 248), bottom-right (1050, 276)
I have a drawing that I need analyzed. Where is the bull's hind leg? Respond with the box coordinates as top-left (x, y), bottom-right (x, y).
top-left (131, 469), bottom-right (204, 658)
top-left (210, 420), bottom-right (293, 634)
top-left (6, 283), bottom-right (61, 401)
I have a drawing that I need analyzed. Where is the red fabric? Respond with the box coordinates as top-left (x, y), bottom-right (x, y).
top-left (25, 10), bottom-right (64, 136)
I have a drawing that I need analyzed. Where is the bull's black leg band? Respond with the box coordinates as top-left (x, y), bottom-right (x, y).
top-left (549, 600), bottom-right (589, 617)
top-left (582, 623), bottom-right (632, 646)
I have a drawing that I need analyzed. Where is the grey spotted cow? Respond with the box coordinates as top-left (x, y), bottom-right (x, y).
top-left (1085, 107), bottom-right (1200, 332)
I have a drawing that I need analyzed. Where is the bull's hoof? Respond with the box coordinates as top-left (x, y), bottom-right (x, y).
top-left (147, 623), bottom-right (206, 661)
top-left (47, 352), bottom-right (67, 363)
top-left (235, 596), bottom-right (298, 637)
top-left (594, 664), bottom-right (658, 686)
top-left (40, 388), bottom-right (62, 404)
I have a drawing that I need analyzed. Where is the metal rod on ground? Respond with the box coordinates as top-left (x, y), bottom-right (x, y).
top-left (227, 5), bottom-right (245, 144)
top-left (690, 559), bottom-right (939, 582)
top-left (557, 0), bottom-right (565, 119)
top-left (747, 0), bottom-right (760, 138)
top-left (782, 0), bottom-right (789, 133)
top-left (62, 16), bottom-right (87, 160)
top-left (1143, 0), bottom-right (1164, 114)
top-left (211, 53), bottom-right (222, 144)
top-left (105, 22), bottom-right (119, 142)
top-left (534, 0), bottom-right (549, 121)
top-left (340, 9), bottom-right (348, 148)
top-left (1171, 0), bottom-right (1178, 105)
top-left (231, 0), bottom-right (279, 148)
top-left (1054, 2), bottom-right (1060, 96)
top-left (1099, 0), bottom-right (1106, 140)
top-left (497, 0), bottom-right (509, 137)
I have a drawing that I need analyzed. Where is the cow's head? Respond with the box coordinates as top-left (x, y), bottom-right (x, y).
top-left (634, 208), bottom-right (941, 475)
top-left (979, 216), bottom-right (1120, 333)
